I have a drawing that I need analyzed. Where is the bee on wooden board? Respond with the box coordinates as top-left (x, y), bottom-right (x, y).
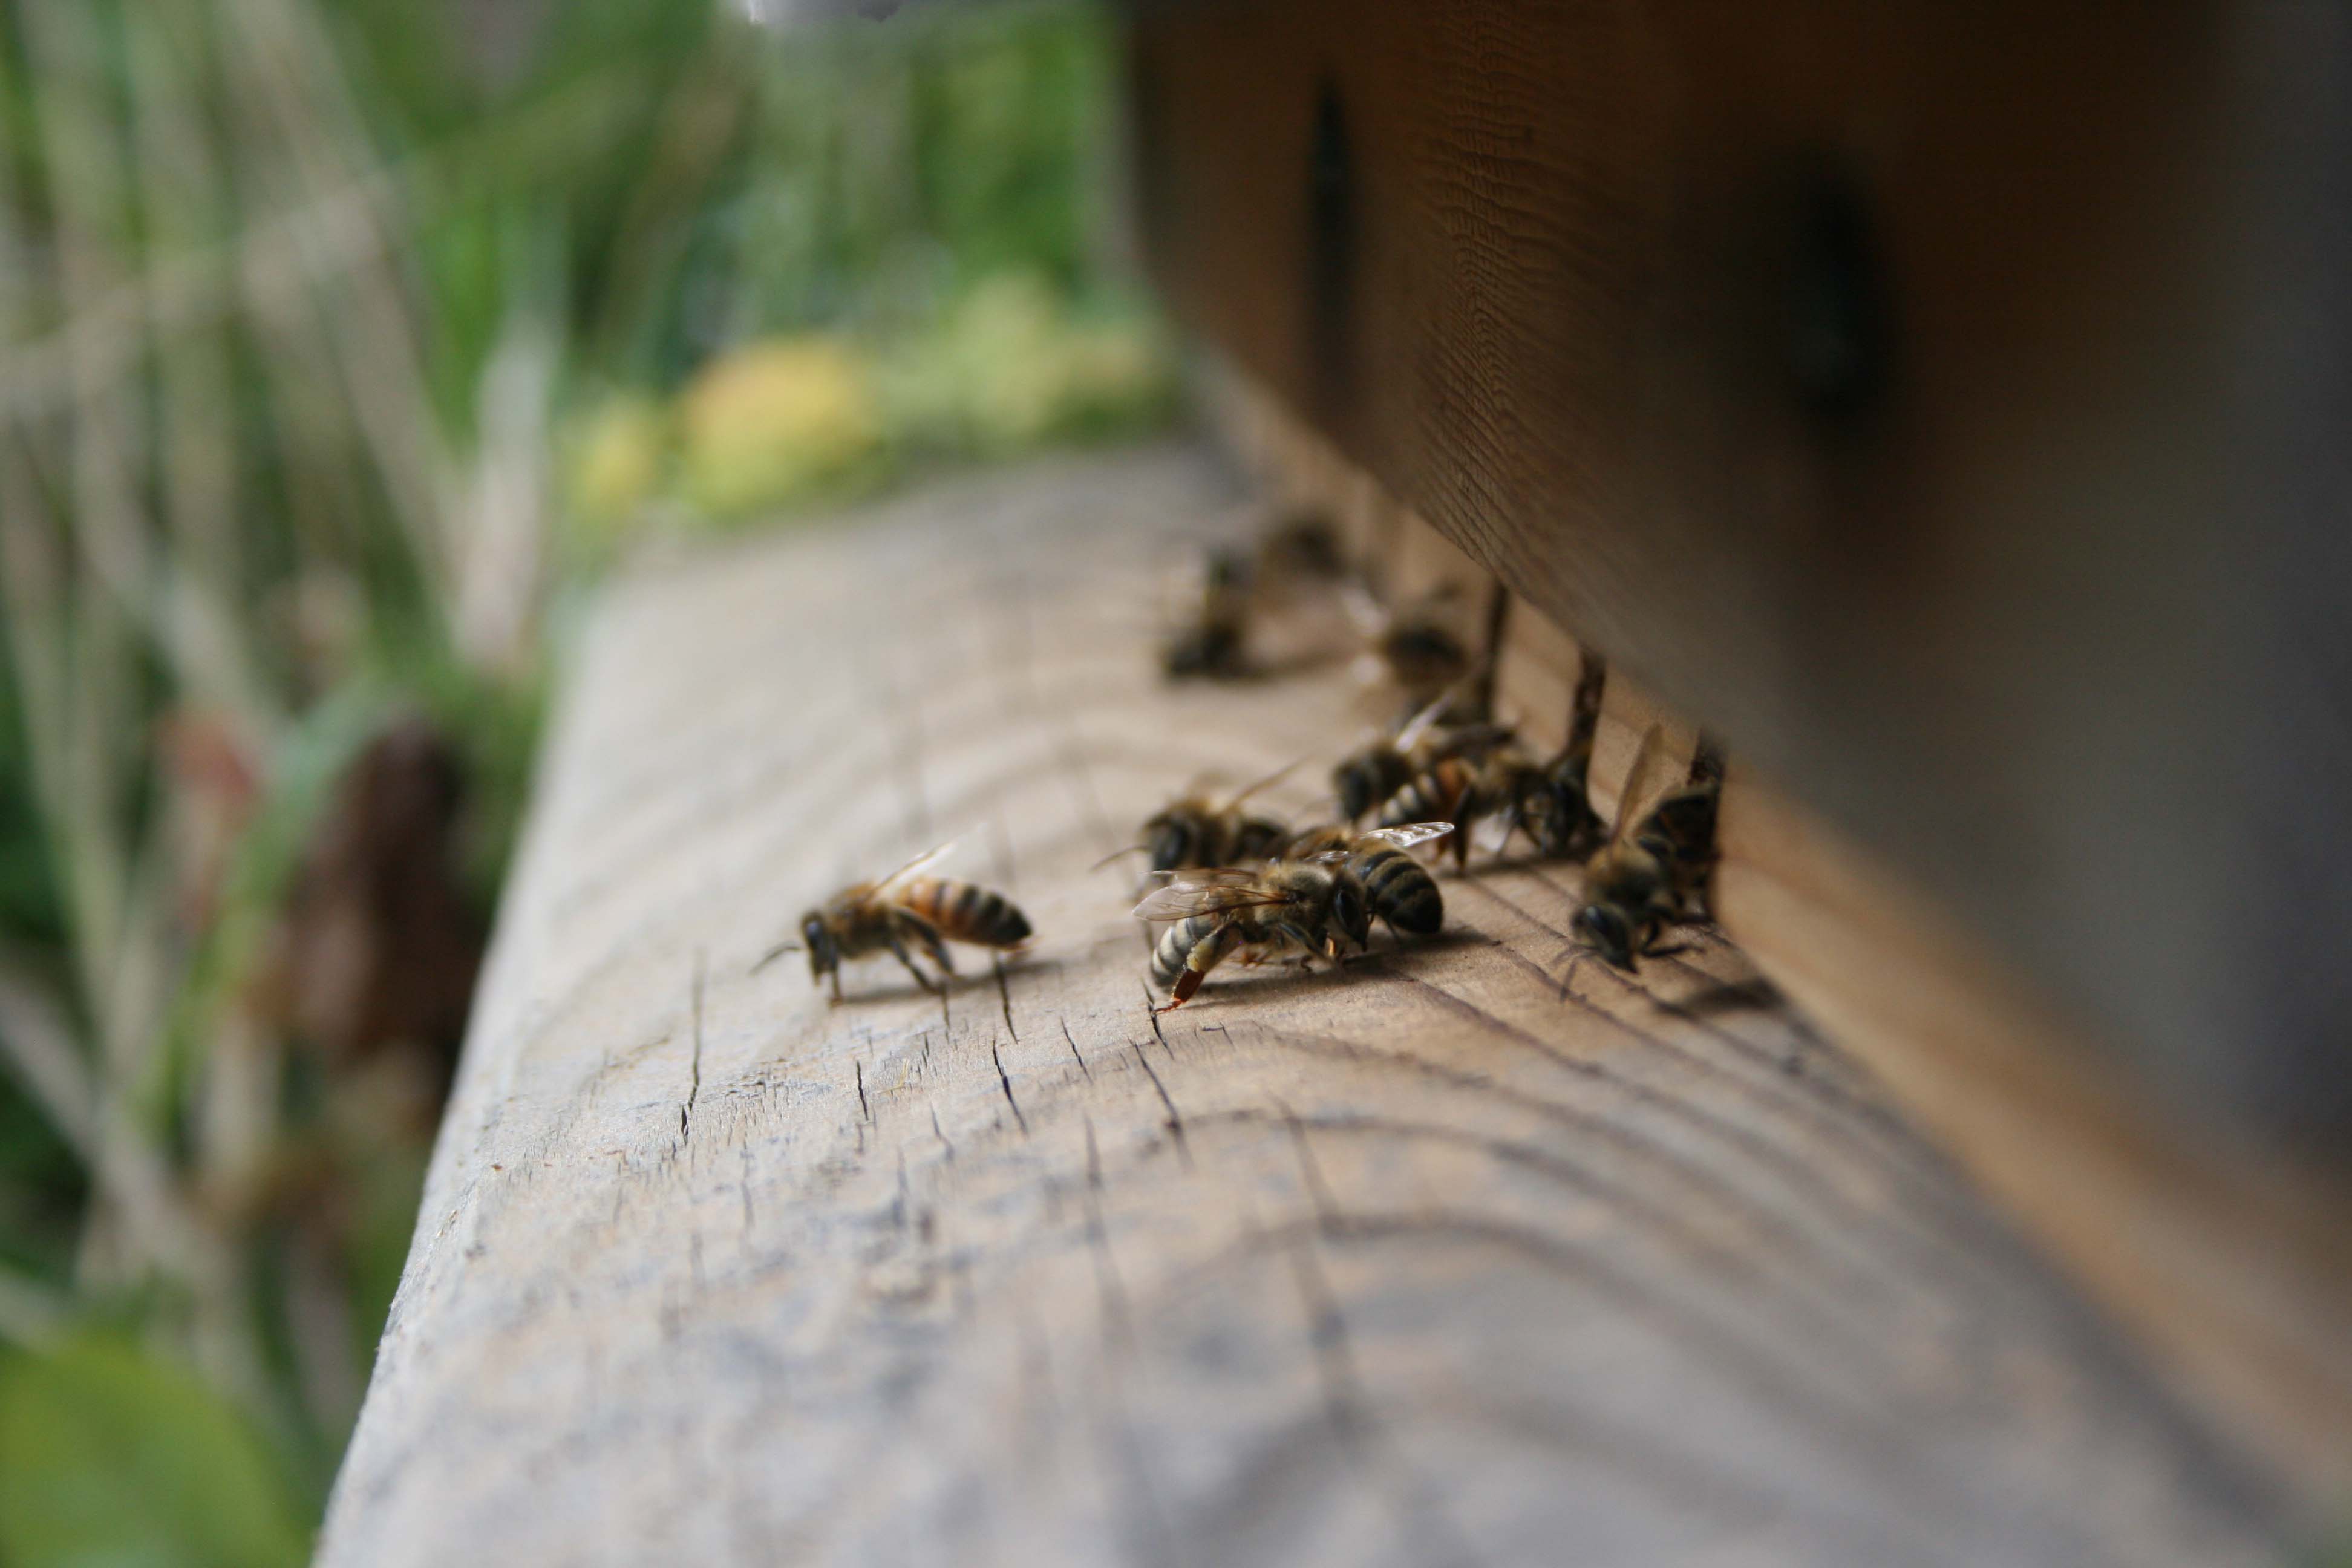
top-left (1255, 511), bottom-right (1347, 592)
top-left (1137, 823), bottom-right (1453, 1011)
top-left (1103, 761), bottom-right (1300, 877)
top-left (1277, 822), bottom-right (1454, 938)
top-left (1160, 511), bottom-right (1353, 682)
top-left (1160, 546), bottom-right (1255, 681)
top-left (1514, 648), bottom-right (1611, 861)
top-left (1376, 742), bottom-right (1542, 870)
top-left (1332, 693), bottom-right (1517, 825)
top-left (757, 843), bottom-right (1031, 1002)
top-left (1383, 648), bottom-right (1612, 866)
top-left (1342, 581), bottom-right (1483, 720)
top-left (1360, 647), bottom-right (1613, 868)
top-left (1573, 726), bottom-right (1725, 971)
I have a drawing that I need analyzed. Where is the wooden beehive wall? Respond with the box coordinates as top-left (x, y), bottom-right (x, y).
top-left (1126, 0), bottom-right (2352, 1151)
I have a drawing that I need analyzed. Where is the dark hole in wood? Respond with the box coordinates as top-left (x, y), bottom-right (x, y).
top-left (1305, 76), bottom-right (1357, 423)
top-left (1787, 168), bottom-right (1888, 425)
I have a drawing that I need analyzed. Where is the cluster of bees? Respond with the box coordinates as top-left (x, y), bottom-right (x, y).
top-left (1123, 678), bottom-right (1722, 1010)
top-left (1158, 510), bottom-right (1486, 727)
top-left (766, 633), bottom-right (1727, 1013)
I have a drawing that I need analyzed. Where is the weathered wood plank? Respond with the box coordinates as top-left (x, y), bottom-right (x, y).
top-left (318, 447), bottom-right (2285, 1567)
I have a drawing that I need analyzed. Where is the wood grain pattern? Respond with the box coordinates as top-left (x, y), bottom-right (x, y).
top-left (1717, 781), bottom-right (2352, 1511)
top-left (1216, 385), bottom-right (2352, 1515)
top-left (1129, 0), bottom-right (2352, 1143)
top-left (319, 447), bottom-right (2290, 1567)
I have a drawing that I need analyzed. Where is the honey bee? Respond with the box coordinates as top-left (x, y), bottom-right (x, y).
top-left (1255, 510), bottom-right (1346, 589)
top-left (1343, 582), bottom-right (1484, 720)
top-left (1573, 727), bottom-right (1724, 970)
top-left (1377, 649), bottom-right (1611, 867)
top-left (1649, 730), bottom-right (1726, 921)
top-left (1160, 547), bottom-right (1255, 681)
top-left (1111, 761), bottom-right (1299, 875)
top-left (1332, 694), bottom-right (1515, 824)
top-left (1135, 859), bottom-right (1373, 1013)
top-left (757, 843), bottom-right (1032, 1002)
top-left (1509, 649), bottom-right (1612, 860)
top-left (1278, 822), bottom-right (1455, 937)
top-left (1374, 744), bottom-right (1537, 870)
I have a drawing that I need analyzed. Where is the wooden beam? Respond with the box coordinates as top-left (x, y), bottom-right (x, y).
top-left (1128, 0), bottom-right (2352, 1146)
top-left (318, 448), bottom-right (2292, 1564)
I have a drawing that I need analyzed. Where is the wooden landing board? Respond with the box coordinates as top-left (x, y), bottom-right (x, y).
top-left (318, 448), bottom-right (2286, 1567)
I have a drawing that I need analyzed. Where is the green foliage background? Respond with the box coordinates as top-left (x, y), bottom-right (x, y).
top-left (0, 1), bottom-right (1166, 1559)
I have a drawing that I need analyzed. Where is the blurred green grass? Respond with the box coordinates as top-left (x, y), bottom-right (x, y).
top-left (0, 0), bottom-right (1170, 1558)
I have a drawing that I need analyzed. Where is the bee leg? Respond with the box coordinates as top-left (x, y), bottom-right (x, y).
top-left (1157, 925), bottom-right (1236, 1012)
top-left (1502, 803), bottom-right (1529, 858)
top-left (829, 968), bottom-right (844, 1005)
top-left (1155, 968), bottom-right (1205, 1013)
top-left (899, 911), bottom-right (955, 975)
top-left (1276, 921), bottom-right (1330, 967)
top-left (885, 933), bottom-right (943, 995)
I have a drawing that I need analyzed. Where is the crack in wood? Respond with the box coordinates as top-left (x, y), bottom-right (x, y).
top-left (1060, 1015), bottom-right (1093, 1081)
top-left (681, 951), bottom-right (706, 1146)
top-left (991, 1037), bottom-right (1030, 1137)
top-left (1129, 1038), bottom-right (1189, 1168)
top-left (1142, 984), bottom-right (1176, 1058)
top-left (993, 955), bottom-right (1019, 1041)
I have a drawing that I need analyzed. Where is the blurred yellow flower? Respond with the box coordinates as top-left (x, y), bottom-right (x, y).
top-left (677, 338), bottom-right (883, 517)
top-left (564, 396), bottom-right (671, 534)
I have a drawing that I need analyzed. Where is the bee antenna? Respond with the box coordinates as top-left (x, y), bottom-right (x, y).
top-left (1091, 844), bottom-right (1148, 872)
top-left (751, 939), bottom-right (803, 973)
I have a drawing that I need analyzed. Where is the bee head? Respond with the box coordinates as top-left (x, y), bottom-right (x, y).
top-left (1333, 758), bottom-right (1380, 822)
top-left (1574, 903), bottom-right (1636, 970)
top-left (1145, 814), bottom-right (1195, 873)
top-left (800, 912), bottom-right (836, 982)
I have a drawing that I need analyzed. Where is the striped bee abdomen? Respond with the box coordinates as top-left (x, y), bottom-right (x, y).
top-left (1351, 844), bottom-right (1443, 935)
top-left (1379, 757), bottom-right (1472, 829)
top-left (900, 878), bottom-right (1031, 947)
top-left (1150, 914), bottom-right (1223, 987)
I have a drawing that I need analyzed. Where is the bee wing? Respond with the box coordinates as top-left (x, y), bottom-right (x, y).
top-left (1131, 871), bottom-right (1293, 923)
top-left (1610, 724), bottom-right (1675, 843)
top-left (872, 840), bottom-right (959, 894)
top-left (1354, 820), bottom-right (1455, 851)
top-left (1393, 692), bottom-right (1455, 753)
